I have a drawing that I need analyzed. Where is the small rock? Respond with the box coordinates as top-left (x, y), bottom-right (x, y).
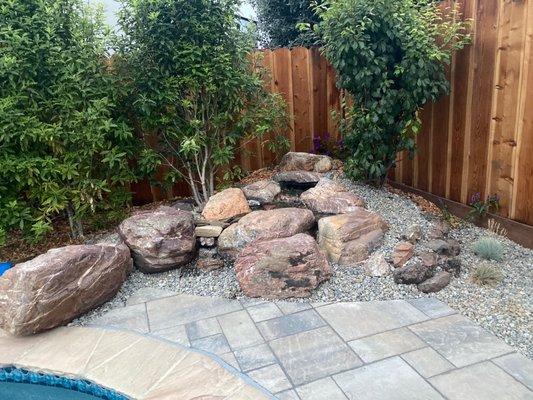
top-left (199, 237), bottom-right (216, 247)
top-left (392, 241), bottom-right (415, 267)
top-left (201, 188), bottom-right (251, 221)
top-left (443, 258), bottom-right (462, 277)
top-left (248, 199), bottom-right (261, 207)
top-left (393, 262), bottom-right (434, 285)
top-left (364, 254), bottom-right (392, 277)
top-left (420, 251), bottom-right (438, 267)
top-left (428, 221), bottom-right (450, 239)
top-left (235, 233), bottom-right (331, 299)
top-left (401, 224), bottom-right (422, 244)
top-left (242, 180), bottom-right (281, 204)
top-left (195, 225), bottom-right (223, 238)
top-left (428, 239), bottom-right (461, 257)
top-left (418, 271), bottom-right (452, 293)
top-left (197, 257), bottom-right (225, 272)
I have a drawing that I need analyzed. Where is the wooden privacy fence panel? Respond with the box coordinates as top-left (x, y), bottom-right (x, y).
top-left (392, 0), bottom-right (533, 226)
top-left (236, 47), bottom-right (343, 171)
top-left (132, 1), bottom-right (533, 228)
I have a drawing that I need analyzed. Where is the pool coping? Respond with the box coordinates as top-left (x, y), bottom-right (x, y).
top-left (0, 326), bottom-right (275, 400)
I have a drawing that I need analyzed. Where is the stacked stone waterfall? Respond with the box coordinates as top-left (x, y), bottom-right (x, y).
top-left (0, 152), bottom-right (393, 335)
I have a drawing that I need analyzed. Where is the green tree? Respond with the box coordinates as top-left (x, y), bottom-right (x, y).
top-left (253, 0), bottom-right (322, 47)
top-left (0, 0), bottom-right (138, 241)
top-left (116, 0), bottom-right (287, 206)
top-left (317, 0), bottom-right (470, 184)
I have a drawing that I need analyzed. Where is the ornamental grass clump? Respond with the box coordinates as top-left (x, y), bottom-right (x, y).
top-left (317, 0), bottom-right (471, 184)
top-left (473, 237), bottom-right (504, 261)
top-left (471, 262), bottom-right (503, 287)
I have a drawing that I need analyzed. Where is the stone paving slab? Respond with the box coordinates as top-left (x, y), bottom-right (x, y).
top-left (84, 293), bottom-right (533, 400)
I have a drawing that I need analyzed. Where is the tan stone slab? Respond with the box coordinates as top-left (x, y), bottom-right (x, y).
top-left (16, 327), bottom-right (104, 376)
top-left (0, 329), bottom-right (51, 366)
top-left (1, 326), bottom-right (271, 400)
top-left (142, 351), bottom-right (269, 399)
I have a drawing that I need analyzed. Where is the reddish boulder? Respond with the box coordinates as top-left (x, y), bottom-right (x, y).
top-left (201, 188), bottom-right (251, 221)
top-left (119, 206), bottom-right (196, 273)
top-left (0, 244), bottom-right (132, 335)
top-left (218, 208), bottom-right (315, 256)
top-left (236, 233), bottom-right (331, 299)
top-left (301, 178), bottom-right (365, 214)
top-left (278, 152), bottom-right (333, 173)
top-left (318, 209), bottom-right (388, 266)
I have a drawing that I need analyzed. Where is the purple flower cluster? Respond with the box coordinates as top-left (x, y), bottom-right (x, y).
top-left (311, 133), bottom-right (346, 158)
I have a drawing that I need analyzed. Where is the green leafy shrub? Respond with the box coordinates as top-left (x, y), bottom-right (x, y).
top-left (317, 0), bottom-right (470, 184)
top-left (253, 0), bottom-right (323, 47)
top-left (473, 237), bottom-right (504, 261)
top-left (116, 0), bottom-right (288, 206)
top-left (471, 262), bottom-right (503, 286)
top-left (0, 0), bottom-right (139, 240)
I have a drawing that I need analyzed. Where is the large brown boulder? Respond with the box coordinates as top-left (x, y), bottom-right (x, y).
top-left (300, 178), bottom-right (365, 214)
top-left (235, 233), bottom-right (331, 299)
top-left (118, 206), bottom-right (196, 273)
top-left (278, 152), bottom-right (333, 173)
top-left (318, 209), bottom-right (388, 266)
top-left (0, 244), bottom-right (132, 335)
top-left (201, 188), bottom-right (251, 221)
top-left (242, 180), bottom-right (281, 204)
top-left (218, 208), bottom-right (315, 256)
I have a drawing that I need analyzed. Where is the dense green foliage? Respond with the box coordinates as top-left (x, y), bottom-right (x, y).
top-left (253, 0), bottom-right (322, 47)
top-left (116, 0), bottom-right (287, 206)
top-left (0, 0), bottom-right (139, 242)
top-left (318, 0), bottom-right (470, 183)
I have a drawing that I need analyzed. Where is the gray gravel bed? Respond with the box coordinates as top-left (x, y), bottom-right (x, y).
top-left (76, 178), bottom-right (533, 359)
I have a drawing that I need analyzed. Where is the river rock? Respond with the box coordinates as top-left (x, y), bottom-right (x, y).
top-left (235, 233), bottom-right (331, 299)
top-left (0, 244), bottom-right (132, 335)
top-left (428, 239), bottom-right (461, 257)
top-left (201, 188), bottom-right (251, 221)
top-left (278, 152), bottom-right (333, 173)
top-left (418, 271), bottom-right (452, 293)
top-left (393, 262), bottom-right (434, 285)
top-left (300, 178), bottom-right (365, 214)
top-left (118, 206), bottom-right (196, 273)
top-left (218, 208), bottom-right (315, 256)
top-left (364, 253), bottom-right (392, 277)
top-left (392, 241), bottom-right (415, 267)
top-left (401, 224), bottom-right (422, 244)
top-left (242, 180), bottom-right (281, 204)
top-left (318, 209), bottom-right (388, 266)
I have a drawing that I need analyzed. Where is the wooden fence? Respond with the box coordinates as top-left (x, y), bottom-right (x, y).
top-left (132, 0), bottom-right (533, 227)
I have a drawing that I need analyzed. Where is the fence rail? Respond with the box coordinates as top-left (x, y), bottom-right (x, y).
top-left (132, 0), bottom-right (533, 227)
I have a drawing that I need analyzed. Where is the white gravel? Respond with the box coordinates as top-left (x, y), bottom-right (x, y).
top-left (76, 178), bottom-right (533, 359)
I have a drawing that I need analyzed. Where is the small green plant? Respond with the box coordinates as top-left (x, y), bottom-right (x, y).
top-left (471, 262), bottom-right (503, 286)
top-left (468, 193), bottom-right (500, 221)
top-left (473, 237), bottom-right (504, 261)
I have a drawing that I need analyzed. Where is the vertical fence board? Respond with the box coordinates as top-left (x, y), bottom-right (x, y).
top-left (326, 61), bottom-right (341, 140)
top-left (272, 48), bottom-right (295, 150)
top-left (466, 0), bottom-right (500, 202)
top-left (512, 2), bottom-right (533, 225)
top-left (486, 0), bottom-right (528, 217)
top-left (310, 48), bottom-right (328, 139)
top-left (291, 48), bottom-right (313, 152)
top-left (416, 104), bottom-right (433, 192)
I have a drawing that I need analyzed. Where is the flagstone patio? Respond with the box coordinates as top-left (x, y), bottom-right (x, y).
top-left (82, 292), bottom-right (533, 399)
